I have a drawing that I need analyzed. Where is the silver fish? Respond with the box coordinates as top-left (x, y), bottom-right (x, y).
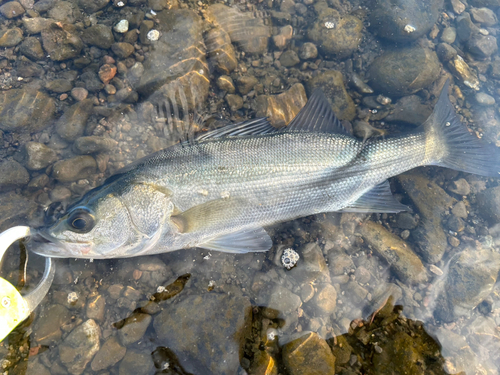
top-left (29, 80), bottom-right (499, 258)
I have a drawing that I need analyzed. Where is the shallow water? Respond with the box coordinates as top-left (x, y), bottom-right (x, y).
top-left (0, 0), bottom-right (500, 374)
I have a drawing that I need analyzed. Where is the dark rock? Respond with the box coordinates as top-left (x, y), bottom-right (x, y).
top-left (15, 142), bottom-right (57, 170)
top-left (299, 42), bottom-right (318, 60)
top-left (19, 37), bottom-right (44, 60)
top-left (0, 88), bottom-right (55, 132)
top-left (471, 7), bottom-right (498, 26)
top-left (118, 349), bottom-right (154, 375)
top-left (81, 24), bottom-right (114, 49)
top-left (370, 0), bottom-right (443, 42)
top-left (307, 70), bottom-right (355, 120)
top-left (0, 192), bottom-right (38, 230)
top-left (48, 1), bottom-right (76, 23)
top-left (477, 186), bottom-right (500, 223)
top-left (76, 0), bottom-right (108, 13)
top-left (468, 34), bottom-right (498, 58)
top-left (17, 60), bottom-right (44, 78)
top-left (237, 75), bottom-right (258, 95)
top-left (225, 94), bottom-right (243, 111)
top-left (447, 178), bottom-right (470, 196)
top-left (0, 27), bottom-right (23, 47)
top-left (111, 42), bottom-right (135, 58)
top-left (52, 155), bottom-right (96, 182)
top-left (280, 50), bottom-right (300, 67)
top-left (153, 293), bottom-right (251, 375)
top-left (55, 99), bottom-right (93, 141)
top-left (33, 304), bottom-right (72, 346)
top-left (436, 42), bottom-right (458, 62)
top-left (45, 78), bottom-right (73, 93)
top-left (457, 12), bottom-right (480, 42)
top-left (33, 0), bottom-right (58, 12)
top-left (41, 23), bottom-right (83, 61)
top-left (395, 212), bottom-right (418, 229)
top-left (73, 136), bottom-right (118, 154)
top-left (0, 1), bottom-right (25, 18)
top-left (80, 71), bottom-right (103, 92)
top-left (118, 313), bottom-right (152, 345)
top-left (446, 215), bottom-right (465, 232)
top-left (91, 336), bottom-right (126, 372)
top-left (0, 160), bottom-right (29, 192)
top-left (385, 95), bottom-right (432, 126)
top-left (368, 46), bottom-right (440, 97)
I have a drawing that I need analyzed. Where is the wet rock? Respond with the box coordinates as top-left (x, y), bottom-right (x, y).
top-left (446, 215), bottom-right (465, 232)
top-left (111, 42), bottom-right (134, 58)
top-left (237, 75), bottom-right (258, 95)
top-left (216, 75), bottom-right (235, 93)
top-left (41, 23), bottom-right (83, 61)
top-left (395, 212), bottom-right (418, 229)
top-left (373, 331), bottom-right (425, 373)
top-left (22, 17), bottom-right (54, 34)
top-left (471, 7), bottom-right (498, 26)
top-left (475, 92), bottom-right (496, 106)
top-left (307, 70), bottom-right (355, 120)
top-left (273, 25), bottom-right (293, 49)
top-left (114, 19), bottom-right (129, 33)
top-left (0, 27), bottom-right (23, 47)
top-left (0, 88), bottom-right (55, 132)
top-left (73, 136), bottom-right (118, 154)
top-left (288, 242), bottom-right (330, 284)
top-left (369, 0), bottom-right (443, 42)
top-left (255, 83), bottom-right (307, 127)
top-left (248, 351), bottom-right (278, 375)
top-left (468, 33), bottom-right (498, 58)
top-left (76, 0), bottom-right (108, 13)
top-left (358, 221), bottom-right (428, 285)
top-left (385, 95), bottom-right (432, 126)
top-left (118, 313), bottom-right (152, 345)
top-left (91, 336), bottom-right (126, 372)
top-left (307, 8), bottom-right (362, 58)
top-left (52, 155), bottom-right (96, 182)
top-left (86, 294), bottom-right (106, 322)
top-left (15, 142), bottom-right (57, 170)
top-left (433, 249), bottom-right (500, 322)
top-left (328, 251), bottom-right (354, 276)
top-left (45, 78), bottom-right (73, 93)
top-left (307, 283), bottom-right (337, 316)
top-left (477, 186), bottom-right (500, 223)
top-left (71, 87), bottom-right (88, 101)
top-left (206, 4), bottom-right (270, 54)
top-left (457, 12), bottom-right (480, 42)
top-left (0, 1), bottom-right (25, 18)
top-left (368, 46), bottom-right (440, 97)
top-left (205, 26), bottom-right (237, 74)
top-left (56, 99), bottom-right (93, 141)
top-left (0, 192), bottom-right (38, 230)
top-left (59, 319), bottom-right (101, 375)
top-left (137, 9), bottom-right (209, 112)
top-left (282, 332), bottom-right (336, 375)
top-left (49, 185), bottom-right (71, 201)
top-left (451, 0), bottom-right (466, 13)
top-left (118, 349), bottom-right (154, 375)
top-left (398, 172), bottom-right (456, 263)
top-left (80, 71), bottom-right (103, 92)
top-left (447, 178), bottom-right (470, 196)
top-left (436, 43), bottom-right (458, 62)
top-left (81, 24), bottom-right (114, 49)
top-left (33, 0), bottom-right (57, 12)
top-left (33, 304), bottom-right (72, 346)
top-left (258, 285), bottom-right (302, 319)
top-left (299, 42), bottom-right (318, 60)
top-left (280, 50), bottom-right (300, 67)
top-left (451, 201), bottom-right (467, 218)
top-left (154, 293), bottom-right (251, 375)
top-left (48, 1), bottom-right (76, 23)
top-left (19, 37), bottom-right (44, 60)
top-left (440, 27), bottom-right (456, 44)
top-left (448, 55), bottom-right (480, 90)
top-left (0, 160), bottom-right (29, 192)
top-left (226, 94), bottom-right (243, 111)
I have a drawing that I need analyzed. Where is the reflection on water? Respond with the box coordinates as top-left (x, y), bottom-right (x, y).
top-left (0, 0), bottom-right (500, 373)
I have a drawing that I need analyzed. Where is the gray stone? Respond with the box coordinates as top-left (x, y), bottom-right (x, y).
top-left (477, 186), bottom-right (500, 223)
top-left (52, 156), bottom-right (96, 182)
top-left (76, 0), bottom-right (108, 13)
top-left (456, 12), bottom-right (480, 42)
top-left (369, 0), bottom-right (443, 42)
top-left (447, 178), bottom-right (471, 195)
top-left (468, 34), bottom-right (498, 58)
top-left (91, 336), bottom-right (126, 372)
top-left (0, 160), bottom-right (29, 192)
top-left (81, 24), bottom-right (114, 49)
top-left (45, 78), bottom-right (73, 93)
top-left (0, 1), bottom-right (25, 18)
top-left (470, 7), bottom-right (497, 26)
top-left (154, 293), bottom-right (251, 375)
top-left (258, 285), bottom-right (302, 317)
top-left (280, 50), bottom-right (300, 67)
top-left (80, 71), bottom-right (103, 93)
top-left (56, 99), bottom-right (93, 141)
top-left (288, 242), bottom-right (330, 284)
top-left (73, 136), bottom-right (118, 154)
top-left (111, 42), bottom-right (135, 58)
top-left (22, 17), bottom-right (54, 34)
top-left (225, 94), bottom-right (243, 111)
top-left (48, 1), bottom-right (76, 23)
top-left (385, 95), bottom-right (433, 126)
top-left (118, 349), bottom-right (154, 375)
top-left (368, 46), bottom-right (440, 96)
top-left (118, 313), bottom-right (152, 345)
top-left (0, 27), bottom-right (23, 47)
top-left (20, 37), bottom-right (45, 60)
top-left (49, 185), bottom-right (71, 201)
top-left (59, 319), bottom-right (101, 375)
top-left (440, 27), bottom-right (456, 44)
top-left (33, 304), bottom-right (72, 346)
top-left (41, 23), bottom-right (83, 61)
top-left (237, 75), bottom-right (258, 95)
top-left (15, 142), bottom-right (57, 170)
top-left (0, 192), bottom-right (38, 231)
top-left (307, 283), bottom-right (337, 316)
top-left (452, 201), bottom-right (468, 218)
top-left (436, 43), bottom-right (458, 62)
top-left (475, 92), bottom-right (496, 106)
top-left (395, 212), bottom-right (418, 229)
top-left (299, 42), bottom-right (318, 60)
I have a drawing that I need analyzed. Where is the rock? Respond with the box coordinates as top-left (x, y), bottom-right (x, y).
top-left (475, 92), bottom-right (496, 106)
top-left (118, 349), bottom-right (154, 375)
top-left (71, 87), bottom-right (88, 101)
top-left (80, 71), bottom-right (103, 92)
top-left (470, 0), bottom-right (500, 6)
top-left (470, 7), bottom-right (497, 26)
top-left (433, 249), bottom-right (500, 322)
top-left (0, 160), bottom-right (29, 192)
top-left (81, 24), bottom-right (114, 49)
top-left (33, 304), bottom-right (72, 346)
top-left (307, 8), bottom-right (362, 58)
top-left (98, 64), bottom-right (117, 84)
top-left (154, 293), bottom-right (251, 375)
top-left (447, 178), bottom-right (470, 196)
top-left (0, 192), bottom-right (38, 231)
top-left (280, 50), bottom-right (300, 67)
top-left (440, 27), bottom-right (456, 44)
top-left (48, 1), bottom-right (76, 23)
top-left (398, 172), bottom-right (456, 263)
top-left (306, 70), bottom-right (355, 120)
top-left (282, 332), bottom-right (336, 375)
top-left (114, 19), bottom-right (129, 33)
top-left (56, 99), bottom-right (93, 141)
top-left (15, 142), bottom-right (57, 170)
top-left (205, 4), bottom-right (270, 54)
top-left (33, 0), bottom-right (57, 12)
top-left (49, 185), bottom-right (71, 201)
top-left (52, 156), bottom-right (96, 182)
top-left (368, 46), bottom-right (440, 96)
top-left (137, 9), bottom-right (210, 113)
top-left (395, 212), bottom-right (418, 229)
top-left (369, 0), bottom-right (443, 42)
top-left (273, 25), bottom-right (293, 49)
top-left (41, 23), bottom-right (83, 61)
top-left (456, 12), bottom-right (480, 42)
top-left (258, 285), bottom-right (302, 318)
top-left (452, 201), bottom-right (468, 218)
top-left (216, 75), bottom-right (235, 93)
top-left (91, 336), bottom-right (126, 372)
top-left (59, 319), bottom-right (101, 375)
top-left (373, 331), bottom-right (426, 373)
top-left (0, 28), bottom-right (23, 47)
top-left (255, 83), bottom-right (307, 127)
top-left (288, 242), bottom-right (330, 284)
top-left (111, 42), bottom-right (135, 58)
top-left (118, 313), bottom-right (152, 345)
top-left (237, 75), bottom-right (258, 95)
top-left (358, 221), bottom-right (428, 285)
top-left (385, 95), bottom-right (432, 126)
top-left (17, 60), bottom-right (44, 78)
top-left (73, 136), bottom-right (118, 154)
top-left (0, 88), bottom-right (55, 133)
top-left (307, 283), bottom-right (337, 316)
top-left (22, 17), bottom-right (54, 34)
top-left (76, 0), bottom-right (108, 13)
top-left (45, 78), bottom-right (73, 93)
top-left (436, 42), bottom-right (458, 62)
top-left (86, 294), bottom-right (106, 322)
top-left (477, 186), bottom-right (500, 223)
top-left (450, 0), bottom-right (466, 13)
top-left (299, 42), bottom-right (318, 60)
top-left (205, 26), bottom-right (237, 74)
top-left (448, 55), bottom-right (480, 90)
top-left (19, 37), bottom-right (44, 60)
top-left (225, 94), bottom-right (243, 111)
top-left (468, 34), bottom-right (498, 58)
top-left (0, 1), bottom-right (25, 18)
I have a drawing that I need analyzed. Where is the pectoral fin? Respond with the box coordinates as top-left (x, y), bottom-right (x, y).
top-left (341, 181), bottom-right (408, 213)
top-left (199, 227), bottom-right (272, 253)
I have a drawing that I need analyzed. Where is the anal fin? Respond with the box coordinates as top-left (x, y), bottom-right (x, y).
top-left (199, 227), bottom-right (272, 253)
top-left (341, 181), bottom-right (408, 213)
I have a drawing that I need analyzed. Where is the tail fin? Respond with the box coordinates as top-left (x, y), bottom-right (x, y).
top-left (425, 79), bottom-right (500, 177)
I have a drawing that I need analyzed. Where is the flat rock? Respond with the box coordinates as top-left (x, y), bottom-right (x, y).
top-left (81, 24), bottom-right (115, 49)
top-left (153, 292), bottom-right (251, 375)
top-left (33, 304), bottom-right (72, 346)
top-left (55, 99), bottom-right (93, 141)
top-left (255, 83), bottom-right (307, 127)
top-left (385, 95), bottom-right (432, 126)
top-left (41, 23), bottom-right (83, 61)
top-left (0, 160), bottom-right (29, 192)
top-left (73, 136), bottom-right (118, 154)
top-left (0, 1), bottom-right (25, 18)
top-left (19, 37), bottom-right (45, 60)
top-left (205, 26), bottom-right (237, 74)
top-left (0, 191), bottom-right (38, 231)
top-left (15, 142), bottom-right (57, 170)
top-left (118, 312), bottom-right (152, 346)
top-left (91, 336), bottom-right (126, 372)
top-left (52, 155), bottom-right (96, 182)
top-left (0, 27), bottom-right (23, 47)
top-left (118, 349), bottom-right (154, 375)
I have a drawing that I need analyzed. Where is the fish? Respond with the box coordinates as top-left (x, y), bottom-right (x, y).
top-left (27, 80), bottom-right (500, 259)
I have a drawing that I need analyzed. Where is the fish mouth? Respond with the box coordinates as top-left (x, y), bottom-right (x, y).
top-left (27, 231), bottom-right (92, 258)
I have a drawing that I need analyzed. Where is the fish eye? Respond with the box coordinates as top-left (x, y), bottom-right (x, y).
top-left (67, 209), bottom-right (95, 233)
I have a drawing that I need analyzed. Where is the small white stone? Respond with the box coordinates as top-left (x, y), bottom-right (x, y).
top-left (116, 0), bottom-right (124, 6)
top-left (281, 248), bottom-right (300, 269)
top-left (147, 29), bottom-right (160, 41)
top-left (324, 21), bottom-right (335, 29)
top-left (114, 19), bottom-right (129, 33)
top-left (404, 24), bottom-right (416, 33)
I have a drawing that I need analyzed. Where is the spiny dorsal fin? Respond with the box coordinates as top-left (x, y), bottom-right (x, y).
top-left (283, 89), bottom-right (351, 135)
top-left (195, 118), bottom-right (277, 142)
top-left (340, 180), bottom-right (409, 213)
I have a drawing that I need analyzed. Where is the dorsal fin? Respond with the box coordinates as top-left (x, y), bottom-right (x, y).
top-left (283, 89), bottom-right (351, 135)
top-left (195, 118), bottom-right (277, 142)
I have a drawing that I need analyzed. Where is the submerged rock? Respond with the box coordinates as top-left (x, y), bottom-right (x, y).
top-left (73, 136), bottom-right (118, 154)
top-left (255, 83), bottom-right (307, 127)
top-left (91, 336), bottom-right (126, 372)
top-left (55, 99), bottom-right (93, 141)
top-left (205, 26), bottom-right (237, 74)
top-left (477, 186), bottom-right (500, 224)
top-left (15, 142), bottom-right (57, 170)
top-left (41, 22), bottom-right (83, 61)
top-left (52, 156), bottom-right (96, 182)
top-left (19, 37), bottom-right (44, 60)
top-left (0, 160), bottom-right (29, 192)
top-left (0, 27), bottom-right (23, 47)
top-left (0, 192), bottom-right (38, 230)
top-left (81, 24), bottom-right (115, 49)
top-left (385, 95), bottom-right (433, 126)
top-left (118, 349), bottom-right (154, 375)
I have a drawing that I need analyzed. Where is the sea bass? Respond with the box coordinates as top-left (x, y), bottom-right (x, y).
top-left (29, 80), bottom-right (499, 258)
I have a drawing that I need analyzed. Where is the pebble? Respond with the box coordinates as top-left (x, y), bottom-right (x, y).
top-left (280, 50), bottom-right (300, 67)
top-left (451, 201), bottom-right (468, 218)
top-left (0, 1), bottom-right (25, 18)
top-left (475, 92), bottom-right (496, 106)
top-left (237, 76), bottom-right (258, 95)
top-left (436, 43), bottom-right (458, 62)
top-left (216, 75), bottom-right (235, 93)
top-left (0, 160), bottom-right (29, 192)
top-left (56, 99), bottom-right (93, 141)
top-left (147, 29), bottom-right (160, 41)
top-left (0, 28), bottom-right (23, 47)
top-left (51, 156), bottom-right (97, 182)
top-left (470, 7), bottom-right (498, 26)
top-left (114, 19), bottom-right (129, 33)
top-left (15, 142), bottom-right (57, 170)
top-left (91, 337), bottom-right (126, 372)
top-left (225, 94), bottom-right (243, 111)
top-left (111, 42), bottom-right (135, 58)
top-left (429, 264), bottom-right (444, 276)
top-left (71, 87), bottom-right (88, 101)
top-left (98, 64), bottom-right (117, 84)
top-left (45, 79), bottom-right (73, 93)
top-left (440, 27), bottom-right (456, 44)
top-left (49, 185), bottom-right (71, 201)
top-left (73, 136), bottom-right (118, 154)
top-left (447, 178), bottom-right (471, 196)
top-left (118, 313), bottom-right (152, 345)
top-left (81, 24), bottom-right (115, 49)
top-left (299, 42), bottom-right (318, 60)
